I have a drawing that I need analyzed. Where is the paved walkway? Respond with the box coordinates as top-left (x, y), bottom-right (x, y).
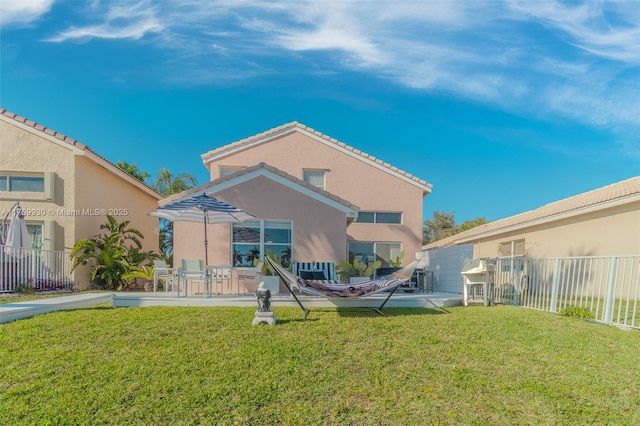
top-left (0, 293), bottom-right (113, 324)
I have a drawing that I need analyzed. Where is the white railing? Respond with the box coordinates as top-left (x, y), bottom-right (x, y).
top-left (0, 245), bottom-right (74, 292)
top-left (492, 256), bottom-right (640, 330)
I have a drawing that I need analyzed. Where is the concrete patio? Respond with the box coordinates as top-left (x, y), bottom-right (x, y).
top-left (112, 290), bottom-right (462, 310)
top-left (1, 291), bottom-right (463, 323)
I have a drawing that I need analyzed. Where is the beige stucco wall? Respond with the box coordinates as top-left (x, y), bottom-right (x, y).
top-left (472, 201), bottom-right (640, 258)
top-left (204, 131), bottom-right (425, 262)
top-left (1, 117), bottom-right (161, 289)
top-left (74, 156), bottom-right (160, 255)
top-left (0, 118), bottom-right (76, 251)
top-left (173, 175), bottom-right (348, 266)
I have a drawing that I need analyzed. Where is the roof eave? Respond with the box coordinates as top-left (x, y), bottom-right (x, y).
top-left (455, 194), bottom-right (640, 244)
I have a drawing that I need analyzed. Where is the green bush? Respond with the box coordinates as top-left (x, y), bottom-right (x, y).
top-left (560, 306), bottom-right (595, 319)
top-left (13, 283), bottom-right (35, 295)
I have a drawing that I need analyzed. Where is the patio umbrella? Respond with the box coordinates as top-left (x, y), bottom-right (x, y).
top-left (3, 205), bottom-right (32, 256)
top-left (151, 193), bottom-right (255, 265)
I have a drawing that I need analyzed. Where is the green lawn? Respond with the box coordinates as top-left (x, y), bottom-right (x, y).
top-left (1, 304), bottom-right (638, 425)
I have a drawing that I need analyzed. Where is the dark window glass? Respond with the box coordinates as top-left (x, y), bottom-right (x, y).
top-left (376, 212), bottom-right (401, 224)
top-left (10, 176), bottom-right (44, 192)
top-left (355, 211), bottom-right (374, 223)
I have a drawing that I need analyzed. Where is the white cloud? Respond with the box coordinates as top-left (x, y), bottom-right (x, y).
top-left (0, 0), bottom-right (53, 27)
top-left (508, 0), bottom-right (640, 64)
top-left (14, 1), bottom-right (640, 139)
top-left (46, 1), bottom-right (164, 42)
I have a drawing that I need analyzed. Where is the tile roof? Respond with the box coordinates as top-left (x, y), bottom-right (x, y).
top-left (161, 162), bottom-right (360, 212)
top-left (0, 108), bottom-right (162, 198)
top-left (200, 121), bottom-right (433, 193)
top-left (423, 176), bottom-right (640, 249)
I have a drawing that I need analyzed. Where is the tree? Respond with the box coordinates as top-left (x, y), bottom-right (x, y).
top-left (70, 215), bottom-right (158, 290)
top-left (154, 168), bottom-right (197, 197)
top-left (422, 211), bottom-right (487, 245)
top-left (423, 210), bottom-right (456, 244)
top-left (116, 161), bottom-right (151, 183)
top-left (153, 168), bottom-right (198, 263)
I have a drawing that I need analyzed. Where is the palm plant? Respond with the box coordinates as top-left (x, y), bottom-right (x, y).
top-left (116, 160), bottom-right (151, 183)
top-left (337, 255), bottom-right (382, 279)
top-left (153, 168), bottom-right (197, 196)
top-left (70, 216), bottom-right (154, 290)
top-left (153, 168), bottom-right (197, 260)
top-left (122, 266), bottom-right (155, 292)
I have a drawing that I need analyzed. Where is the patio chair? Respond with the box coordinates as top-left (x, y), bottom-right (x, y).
top-left (206, 265), bottom-right (232, 295)
top-left (153, 259), bottom-right (176, 293)
top-left (178, 258), bottom-right (206, 297)
top-left (237, 261), bottom-right (263, 294)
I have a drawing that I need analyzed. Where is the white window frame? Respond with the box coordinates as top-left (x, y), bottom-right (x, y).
top-left (232, 220), bottom-right (293, 267)
top-left (220, 166), bottom-right (243, 178)
top-left (355, 211), bottom-right (402, 224)
top-left (303, 169), bottom-right (326, 190)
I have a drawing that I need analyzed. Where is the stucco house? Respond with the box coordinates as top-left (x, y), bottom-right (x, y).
top-left (168, 122), bottom-right (432, 280)
top-left (0, 108), bottom-right (162, 288)
top-left (422, 176), bottom-right (640, 258)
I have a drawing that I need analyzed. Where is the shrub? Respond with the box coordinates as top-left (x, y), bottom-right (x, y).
top-left (29, 277), bottom-right (75, 292)
top-left (13, 283), bottom-right (35, 295)
top-left (560, 306), bottom-right (595, 320)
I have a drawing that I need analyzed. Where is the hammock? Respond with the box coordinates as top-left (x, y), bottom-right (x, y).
top-left (265, 257), bottom-right (419, 318)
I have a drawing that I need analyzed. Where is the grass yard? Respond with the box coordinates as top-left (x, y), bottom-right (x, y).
top-left (1, 303), bottom-right (638, 425)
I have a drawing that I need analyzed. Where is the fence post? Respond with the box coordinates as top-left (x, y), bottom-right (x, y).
top-left (550, 259), bottom-right (560, 313)
top-left (513, 257), bottom-right (521, 306)
top-left (602, 257), bottom-right (618, 324)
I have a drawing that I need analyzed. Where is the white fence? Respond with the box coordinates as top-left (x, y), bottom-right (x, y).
top-left (418, 244), bottom-right (473, 293)
top-left (492, 256), bottom-right (640, 330)
top-left (0, 245), bottom-right (74, 292)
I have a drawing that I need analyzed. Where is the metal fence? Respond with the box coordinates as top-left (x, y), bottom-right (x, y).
top-left (491, 255), bottom-right (640, 330)
top-left (0, 245), bottom-right (75, 292)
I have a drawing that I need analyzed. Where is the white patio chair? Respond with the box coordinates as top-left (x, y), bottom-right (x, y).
top-left (237, 261), bottom-right (263, 294)
top-left (178, 258), bottom-right (206, 297)
top-left (153, 259), bottom-right (176, 293)
top-left (206, 265), bottom-right (232, 296)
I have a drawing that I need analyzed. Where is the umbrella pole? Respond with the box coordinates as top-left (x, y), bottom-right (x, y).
top-left (203, 214), bottom-right (209, 297)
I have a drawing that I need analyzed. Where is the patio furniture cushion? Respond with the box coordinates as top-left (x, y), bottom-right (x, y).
top-left (298, 270), bottom-right (327, 281)
top-left (293, 262), bottom-right (338, 283)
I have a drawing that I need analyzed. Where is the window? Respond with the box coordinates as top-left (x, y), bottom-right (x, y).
top-left (499, 239), bottom-right (525, 257)
top-left (303, 170), bottom-right (325, 190)
top-left (355, 211), bottom-right (402, 224)
top-left (232, 220), bottom-right (292, 267)
top-left (348, 241), bottom-right (402, 268)
top-left (0, 175), bottom-right (44, 192)
top-left (220, 167), bottom-right (243, 178)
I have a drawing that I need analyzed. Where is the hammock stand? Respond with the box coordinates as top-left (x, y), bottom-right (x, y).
top-left (265, 257), bottom-right (418, 319)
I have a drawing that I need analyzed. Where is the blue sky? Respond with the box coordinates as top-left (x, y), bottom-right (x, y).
top-left (1, 0), bottom-right (638, 223)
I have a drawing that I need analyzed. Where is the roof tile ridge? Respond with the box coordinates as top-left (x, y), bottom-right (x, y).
top-left (1, 107), bottom-right (160, 196)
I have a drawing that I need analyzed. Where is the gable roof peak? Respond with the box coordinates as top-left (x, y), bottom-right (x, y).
top-left (201, 121), bottom-right (433, 193)
top-left (0, 107), bottom-right (162, 199)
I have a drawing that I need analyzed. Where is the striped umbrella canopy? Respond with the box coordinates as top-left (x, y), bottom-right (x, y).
top-left (151, 193), bottom-right (255, 265)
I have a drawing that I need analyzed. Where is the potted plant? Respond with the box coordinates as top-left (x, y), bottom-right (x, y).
top-left (254, 249), bottom-right (282, 294)
top-left (337, 255), bottom-right (381, 284)
top-left (376, 251), bottom-right (405, 277)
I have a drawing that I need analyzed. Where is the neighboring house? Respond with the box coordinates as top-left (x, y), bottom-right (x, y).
top-left (168, 122), bottom-right (432, 273)
top-left (0, 108), bottom-right (162, 288)
top-left (422, 176), bottom-right (640, 258)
